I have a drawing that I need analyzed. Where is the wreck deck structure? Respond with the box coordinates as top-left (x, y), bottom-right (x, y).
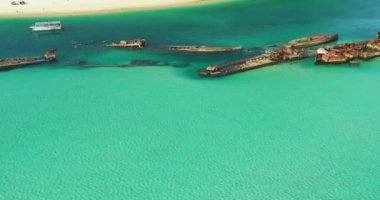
top-left (315, 33), bottom-right (380, 64)
top-left (0, 49), bottom-right (57, 71)
top-left (103, 39), bottom-right (147, 49)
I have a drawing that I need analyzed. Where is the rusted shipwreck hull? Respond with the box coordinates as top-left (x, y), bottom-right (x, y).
top-left (287, 34), bottom-right (338, 48)
top-left (198, 54), bottom-right (278, 77)
top-left (198, 47), bottom-right (308, 77)
top-left (103, 39), bottom-right (147, 48)
top-left (157, 45), bottom-right (242, 53)
top-left (315, 34), bottom-right (380, 64)
top-left (0, 49), bottom-right (57, 71)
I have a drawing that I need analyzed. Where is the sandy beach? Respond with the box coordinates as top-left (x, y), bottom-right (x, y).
top-left (0, 0), bottom-right (219, 17)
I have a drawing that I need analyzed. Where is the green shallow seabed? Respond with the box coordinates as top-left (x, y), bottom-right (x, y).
top-left (1, 0), bottom-right (380, 199)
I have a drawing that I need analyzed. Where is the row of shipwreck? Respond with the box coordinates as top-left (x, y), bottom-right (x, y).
top-left (2, 33), bottom-right (380, 76)
top-left (200, 32), bottom-right (380, 77)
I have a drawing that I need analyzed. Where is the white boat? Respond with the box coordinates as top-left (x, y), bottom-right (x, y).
top-left (30, 21), bottom-right (63, 32)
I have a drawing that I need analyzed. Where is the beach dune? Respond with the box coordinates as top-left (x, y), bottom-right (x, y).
top-left (0, 0), bottom-right (217, 17)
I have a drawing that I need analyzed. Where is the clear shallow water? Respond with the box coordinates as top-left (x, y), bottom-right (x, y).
top-left (1, 0), bottom-right (380, 199)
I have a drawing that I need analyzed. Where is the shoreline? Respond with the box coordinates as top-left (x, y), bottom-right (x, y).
top-left (0, 0), bottom-right (225, 18)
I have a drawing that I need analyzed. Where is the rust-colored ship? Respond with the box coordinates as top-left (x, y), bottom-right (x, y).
top-left (315, 33), bottom-right (380, 64)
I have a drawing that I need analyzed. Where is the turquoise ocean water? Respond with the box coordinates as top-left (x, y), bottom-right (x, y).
top-left (1, 0), bottom-right (380, 199)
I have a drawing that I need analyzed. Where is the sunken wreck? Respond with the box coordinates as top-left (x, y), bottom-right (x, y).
top-left (0, 49), bottom-right (57, 71)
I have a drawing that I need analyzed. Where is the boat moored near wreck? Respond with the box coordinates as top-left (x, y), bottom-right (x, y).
top-left (30, 21), bottom-right (64, 32)
top-left (0, 49), bottom-right (57, 71)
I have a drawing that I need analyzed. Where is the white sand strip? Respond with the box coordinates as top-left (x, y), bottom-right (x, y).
top-left (0, 0), bottom-right (221, 17)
